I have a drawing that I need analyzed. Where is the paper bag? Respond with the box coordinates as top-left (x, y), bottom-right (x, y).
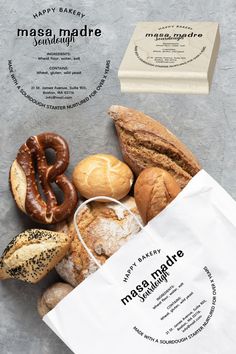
top-left (44, 170), bottom-right (236, 354)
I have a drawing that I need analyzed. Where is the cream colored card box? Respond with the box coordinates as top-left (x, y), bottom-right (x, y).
top-left (118, 22), bottom-right (220, 94)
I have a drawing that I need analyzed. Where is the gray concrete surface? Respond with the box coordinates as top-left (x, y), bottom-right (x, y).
top-left (0, 0), bottom-right (236, 353)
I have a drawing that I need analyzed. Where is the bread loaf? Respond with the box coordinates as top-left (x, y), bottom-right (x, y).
top-left (0, 229), bottom-right (72, 283)
top-left (72, 154), bottom-right (133, 201)
top-left (9, 132), bottom-right (78, 224)
top-left (56, 196), bottom-right (142, 286)
top-left (134, 167), bottom-right (181, 224)
top-left (108, 105), bottom-right (201, 189)
top-left (38, 282), bottom-right (74, 318)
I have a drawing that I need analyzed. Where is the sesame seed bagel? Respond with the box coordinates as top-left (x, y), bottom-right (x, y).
top-left (0, 229), bottom-right (72, 283)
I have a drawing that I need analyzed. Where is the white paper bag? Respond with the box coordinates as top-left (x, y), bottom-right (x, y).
top-left (44, 170), bottom-right (236, 354)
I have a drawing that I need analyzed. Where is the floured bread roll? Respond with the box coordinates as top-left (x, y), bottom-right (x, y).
top-left (56, 196), bottom-right (142, 286)
top-left (72, 154), bottom-right (133, 201)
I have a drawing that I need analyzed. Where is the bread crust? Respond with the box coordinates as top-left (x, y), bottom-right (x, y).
top-left (0, 229), bottom-right (72, 283)
top-left (9, 160), bottom-right (27, 213)
top-left (56, 196), bottom-right (142, 286)
top-left (134, 167), bottom-right (181, 224)
top-left (9, 133), bottom-right (78, 224)
top-left (37, 282), bottom-right (74, 317)
top-left (72, 154), bottom-right (133, 201)
top-left (108, 105), bottom-right (201, 189)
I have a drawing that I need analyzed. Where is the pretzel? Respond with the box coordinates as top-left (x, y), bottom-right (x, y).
top-left (9, 132), bottom-right (78, 224)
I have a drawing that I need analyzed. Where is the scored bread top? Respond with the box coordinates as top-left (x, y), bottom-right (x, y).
top-left (108, 105), bottom-right (201, 188)
top-left (0, 229), bottom-right (72, 283)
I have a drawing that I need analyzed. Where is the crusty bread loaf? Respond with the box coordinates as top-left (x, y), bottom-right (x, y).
top-left (56, 196), bottom-right (142, 286)
top-left (134, 167), bottom-right (181, 224)
top-left (108, 105), bottom-right (201, 189)
top-left (38, 282), bottom-right (74, 318)
top-left (72, 154), bottom-right (133, 201)
top-left (0, 229), bottom-right (72, 283)
top-left (9, 133), bottom-right (78, 225)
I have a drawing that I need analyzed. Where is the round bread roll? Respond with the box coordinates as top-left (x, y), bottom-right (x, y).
top-left (134, 167), bottom-right (181, 224)
top-left (72, 154), bottom-right (133, 201)
top-left (56, 196), bottom-right (142, 286)
top-left (38, 282), bottom-right (74, 318)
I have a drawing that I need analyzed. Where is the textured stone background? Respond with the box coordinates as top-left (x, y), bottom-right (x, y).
top-left (0, 0), bottom-right (236, 353)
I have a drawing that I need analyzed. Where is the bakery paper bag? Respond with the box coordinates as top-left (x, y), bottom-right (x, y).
top-left (44, 170), bottom-right (236, 354)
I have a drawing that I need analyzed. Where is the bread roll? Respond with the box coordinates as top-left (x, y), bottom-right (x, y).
top-left (56, 196), bottom-right (142, 286)
top-left (108, 105), bottom-right (201, 189)
top-left (38, 282), bottom-right (74, 318)
top-left (72, 154), bottom-right (133, 201)
top-left (0, 229), bottom-right (72, 283)
top-left (134, 167), bottom-right (181, 224)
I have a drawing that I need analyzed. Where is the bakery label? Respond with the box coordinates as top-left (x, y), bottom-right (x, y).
top-left (120, 248), bottom-right (216, 344)
top-left (134, 24), bottom-right (206, 68)
top-left (8, 7), bottom-right (110, 109)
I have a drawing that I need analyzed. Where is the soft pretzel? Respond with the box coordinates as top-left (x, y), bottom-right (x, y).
top-left (9, 132), bottom-right (78, 224)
